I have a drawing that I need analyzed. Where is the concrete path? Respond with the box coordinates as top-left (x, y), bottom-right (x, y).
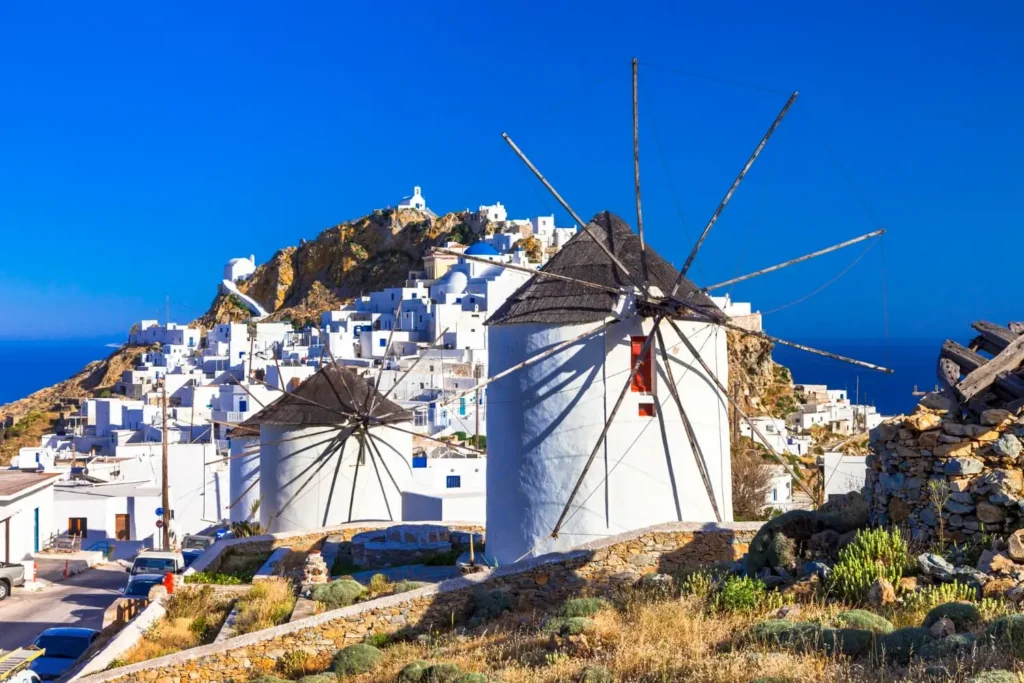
top-left (0, 564), bottom-right (127, 651)
top-left (348, 564), bottom-right (459, 585)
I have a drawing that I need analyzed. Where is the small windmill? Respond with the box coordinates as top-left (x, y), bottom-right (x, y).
top-left (215, 59), bottom-right (890, 556)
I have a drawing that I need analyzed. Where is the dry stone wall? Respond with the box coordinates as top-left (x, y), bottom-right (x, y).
top-left (79, 521), bottom-right (758, 683)
top-left (866, 394), bottom-right (1024, 544)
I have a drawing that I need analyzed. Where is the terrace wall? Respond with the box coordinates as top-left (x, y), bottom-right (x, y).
top-left (78, 521), bottom-right (759, 683)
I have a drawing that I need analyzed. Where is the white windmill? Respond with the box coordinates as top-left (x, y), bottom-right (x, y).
top-left (218, 59), bottom-right (890, 561)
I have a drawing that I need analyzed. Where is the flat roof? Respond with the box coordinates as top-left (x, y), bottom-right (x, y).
top-left (0, 471), bottom-right (62, 500)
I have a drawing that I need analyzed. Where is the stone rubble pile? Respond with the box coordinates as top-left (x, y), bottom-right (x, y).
top-left (866, 393), bottom-right (1024, 545)
top-left (302, 551), bottom-right (330, 585)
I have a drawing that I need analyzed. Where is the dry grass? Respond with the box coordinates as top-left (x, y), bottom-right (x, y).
top-left (325, 591), bottom-right (1023, 683)
top-left (235, 578), bottom-right (297, 635)
top-left (116, 587), bottom-right (231, 667)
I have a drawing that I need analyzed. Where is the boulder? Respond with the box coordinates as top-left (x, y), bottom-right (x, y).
top-left (808, 530), bottom-right (840, 557)
top-left (976, 502), bottom-right (1007, 524)
top-left (1009, 529), bottom-right (1024, 561)
top-left (943, 456), bottom-right (984, 474)
top-left (917, 553), bottom-right (956, 581)
top-left (918, 430), bottom-right (940, 449)
top-left (982, 577), bottom-right (1017, 599)
top-left (927, 617), bottom-right (955, 639)
top-left (982, 408), bottom-right (1012, 426)
top-left (818, 491), bottom-right (870, 531)
top-left (954, 566), bottom-right (990, 586)
top-left (905, 413), bottom-right (942, 432)
top-left (993, 433), bottom-right (1022, 459)
top-left (880, 473), bottom-right (906, 491)
top-left (919, 392), bottom-right (954, 412)
top-left (978, 550), bottom-right (1017, 575)
top-left (868, 578), bottom-right (896, 608)
top-left (944, 499), bottom-right (975, 514)
top-left (871, 423), bottom-right (901, 445)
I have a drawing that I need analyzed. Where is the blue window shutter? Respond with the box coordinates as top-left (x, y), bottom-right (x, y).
top-left (446, 475), bottom-right (461, 489)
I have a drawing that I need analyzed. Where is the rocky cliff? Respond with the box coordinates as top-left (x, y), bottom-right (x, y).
top-left (195, 208), bottom-right (474, 329)
top-left (727, 329), bottom-right (797, 419)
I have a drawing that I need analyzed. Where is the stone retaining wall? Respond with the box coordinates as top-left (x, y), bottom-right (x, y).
top-left (78, 521), bottom-right (758, 683)
top-left (866, 396), bottom-right (1024, 544)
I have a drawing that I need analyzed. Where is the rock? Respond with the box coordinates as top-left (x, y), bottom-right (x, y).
top-left (944, 457), bottom-right (985, 475)
top-left (936, 441), bottom-right (978, 458)
top-left (919, 392), bottom-right (954, 412)
top-left (868, 578), bottom-right (896, 607)
top-left (918, 553), bottom-right (956, 581)
top-left (808, 530), bottom-right (840, 556)
top-left (802, 561), bottom-right (830, 580)
top-left (898, 576), bottom-right (920, 593)
top-left (888, 498), bottom-right (910, 522)
top-left (905, 413), bottom-right (943, 432)
top-left (982, 408), bottom-right (1012, 426)
top-left (775, 604), bottom-right (802, 619)
top-left (918, 430), bottom-right (941, 448)
top-left (983, 577), bottom-right (1017, 599)
top-left (872, 423), bottom-right (901, 445)
top-left (955, 566), bottom-right (990, 586)
top-left (994, 433), bottom-right (1022, 458)
top-left (1008, 584), bottom-right (1024, 603)
top-left (1009, 529), bottom-right (1024, 561)
top-left (945, 499), bottom-right (975, 514)
top-left (950, 514), bottom-right (965, 528)
top-left (977, 502), bottom-right (1007, 524)
top-left (928, 617), bottom-right (955, 639)
top-left (880, 473), bottom-right (906, 491)
top-left (950, 491), bottom-right (974, 504)
top-left (923, 602), bottom-right (983, 631)
top-left (920, 507), bottom-right (938, 527)
top-left (979, 550), bottom-right (1018, 575)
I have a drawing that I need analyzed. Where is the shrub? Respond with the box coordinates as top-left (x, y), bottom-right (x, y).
top-left (368, 573), bottom-right (391, 594)
top-left (453, 675), bottom-right (487, 683)
top-left (828, 528), bottom-right (908, 602)
top-left (543, 616), bottom-right (593, 636)
top-left (903, 581), bottom-right (979, 612)
top-left (249, 676), bottom-right (289, 683)
top-left (984, 614), bottom-right (1024, 657)
top-left (422, 663), bottom-right (462, 682)
top-left (718, 575), bottom-right (766, 612)
top-left (922, 601), bottom-right (983, 631)
top-left (766, 533), bottom-right (797, 571)
top-left (873, 627), bottom-right (932, 666)
top-left (633, 573), bottom-right (676, 601)
top-left (818, 627), bottom-right (875, 657)
top-left (578, 666), bottom-right (613, 683)
top-left (967, 672), bottom-right (1018, 683)
top-left (424, 550), bottom-right (461, 566)
top-left (746, 620), bottom-right (821, 652)
top-left (235, 578), bottom-right (297, 635)
top-left (331, 643), bottom-right (382, 676)
top-left (677, 569), bottom-right (719, 602)
top-left (278, 650), bottom-right (312, 678)
top-left (834, 609), bottom-right (894, 634)
top-left (397, 660), bottom-right (428, 682)
top-left (297, 676), bottom-right (337, 683)
top-left (365, 632), bottom-right (391, 648)
top-left (919, 633), bottom-right (977, 660)
top-left (165, 586), bottom-right (216, 619)
top-left (189, 615), bottom-right (214, 641)
top-left (184, 571), bottom-right (243, 585)
top-left (468, 589), bottom-right (511, 628)
top-left (313, 579), bottom-right (367, 610)
top-left (393, 580), bottom-right (429, 594)
top-left (559, 597), bottom-right (609, 619)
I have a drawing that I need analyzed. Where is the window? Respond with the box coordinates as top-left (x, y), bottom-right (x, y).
top-left (446, 475), bottom-right (461, 489)
top-left (68, 517), bottom-right (88, 537)
top-left (638, 403), bottom-right (655, 417)
top-left (412, 293), bottom-right (417, 299)
top-left (412, 456), bottom-right (427, 468)
top-left (630, 336), bottom-right (653, 392)
top-left (379, 339), bottom-right (386, 347)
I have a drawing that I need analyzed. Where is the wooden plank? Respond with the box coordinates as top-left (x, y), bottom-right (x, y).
top-left (996, 371), bottom-right (1024, 399)
top-left (1010, 322), bottom-right (1024, 335)
top-left (938, 357), bottom-right (960, 392)
top-left (972, 321), bottom-right (1017, 351)
top-left (940, 340), bottom-right (987, 374)
top-left (957, 331), bottom-right (1024, 401)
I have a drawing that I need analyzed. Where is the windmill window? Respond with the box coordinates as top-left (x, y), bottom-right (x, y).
top-left (446, 475), bottom-right (461, 489)
top-left (630, 336), bottom-right (653, 392)
top-left (638, 402), bottom-right (656, 417)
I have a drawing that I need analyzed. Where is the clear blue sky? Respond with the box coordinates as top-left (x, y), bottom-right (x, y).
top-left (1, 1), bottom-right (1021, 342)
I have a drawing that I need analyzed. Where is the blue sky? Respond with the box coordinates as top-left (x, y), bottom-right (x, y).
top-left (1, 1), bottom-right (1021, 342)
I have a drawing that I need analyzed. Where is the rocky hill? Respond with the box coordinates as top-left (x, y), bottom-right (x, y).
top-left (195, 208), bottom-right (474, 329)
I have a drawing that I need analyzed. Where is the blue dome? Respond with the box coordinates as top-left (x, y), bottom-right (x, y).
top-left (464, 242), bottom-right (500, 256)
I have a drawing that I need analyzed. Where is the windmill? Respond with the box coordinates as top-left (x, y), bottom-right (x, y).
top-left (216, 59), bottom-right (890, 559)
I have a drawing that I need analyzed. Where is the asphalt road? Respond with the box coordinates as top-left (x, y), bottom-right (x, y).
top-left (0, 564), bottom-right (127, 652)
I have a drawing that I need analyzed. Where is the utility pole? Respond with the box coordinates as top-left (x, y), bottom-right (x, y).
top-left (161, 380), bottom-right (171, 550)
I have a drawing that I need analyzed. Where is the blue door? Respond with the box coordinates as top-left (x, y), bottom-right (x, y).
top-left (459, 397), bottom-right (466, 416)
top-left (33, 507), bottom-right (40, 552)
top-left (239, 399), bottom-right (248, 412)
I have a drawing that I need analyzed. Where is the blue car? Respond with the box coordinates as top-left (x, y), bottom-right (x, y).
top-left (180, 534), bottom-right (216, 567)
top-left (122, 573), bottom-right (167, 599)
top-left (29, 627), bottom-right (99, 680)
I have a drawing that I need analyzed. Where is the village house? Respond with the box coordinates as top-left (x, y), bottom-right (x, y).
top-left (0, 470), bottom-right (61, 562)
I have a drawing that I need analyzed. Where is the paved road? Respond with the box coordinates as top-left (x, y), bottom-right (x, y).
top-left (0, 564), bottom-right (127, 651)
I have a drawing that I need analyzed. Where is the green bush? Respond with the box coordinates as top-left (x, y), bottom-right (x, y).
top-left (313, 579), bottom-right (367, 610)
top-left (922, 602), bottom-right (983, 631)
top-left (578, 665), bottom-right (613, 683)
top-left (874, 627), bottom-right (932, 666)
top-left (718, 575), bottom-right (766, 612)
top-left (903, 581), bottom-right (979, 611)
top-left (453, 674), bottom-right (488, 683)
top-left (396, 660), bottom-right (429, 682)
top-left (543, 616), bottom-right (593, 636)
top-left (331, 643), bottom-right (382, 676)
top-left (559, 597), bottom-right (609, 618)
top-left (984, 614), bottom-right (1024, 657)
top-left (365, 632), bottom-right (391, 648)
top-left (249, 677), bottom-right (289, 683)
top-left (468, 589), bottom-right (512, 628)
top-left (919, 633), bottom-right (976, 661)
top-left (424, 549), bottom-right (462, 566)
top-left (818, 627), bottom-right (875, 657)
top-left (633, 573), bottom-right (676, 601)
top-left (766, 533), bottom-right (797, 571)
top-left (677, 569), bottom-right (719, 602)
top-left (297, 676), bottom-right (337, 683)
top-left (828, 528), bottom-right (908, 602)
top-left (422, 663), bottom-right (463, 682)
top-left (393, 580), bottom-right (430, 594)
top-left (746, 620), bottom-right (821, 652)
top-left (182, 573), bottom-right (241, 589)
top-left (834, 609), bottom-right (894, 634)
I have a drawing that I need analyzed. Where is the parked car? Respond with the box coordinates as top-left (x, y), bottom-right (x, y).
top-left (27, 627), bottom-right (100, 680)
top-left (128, 550), bottom-right (184, 576)
top-left (180, 534), bottom-right (216, 567)
top-left (10, 669), bottom-right (41, 683)
top-left (121, 573), bottom-right (167, 599)
top-left (0, 561), bottom-right (26, 600)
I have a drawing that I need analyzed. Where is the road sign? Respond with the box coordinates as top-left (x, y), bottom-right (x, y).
top-left (156, 507), bottom-right (165, 517)
top-left (156, 519), bottom-right (165, 528)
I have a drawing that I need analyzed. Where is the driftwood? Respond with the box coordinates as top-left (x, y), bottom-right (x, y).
top-left (939, 320), bottom-right (1024, 410)
top-left (940, 340), bottom-right (986, 375)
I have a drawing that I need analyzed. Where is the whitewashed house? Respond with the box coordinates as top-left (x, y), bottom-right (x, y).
top-left (0, 471), bottom-right (61, 562)
top-left (224, 255), bottom-right (257, 282)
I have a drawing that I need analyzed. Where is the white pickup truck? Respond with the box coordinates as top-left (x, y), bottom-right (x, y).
top-left (0, 561), bottom-right (26, 600)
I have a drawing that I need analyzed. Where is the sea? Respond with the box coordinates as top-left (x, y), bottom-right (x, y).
top-left (0, 338), bottom-right (121, 406)
top-left (0, 336), bottom-right (939, 417)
